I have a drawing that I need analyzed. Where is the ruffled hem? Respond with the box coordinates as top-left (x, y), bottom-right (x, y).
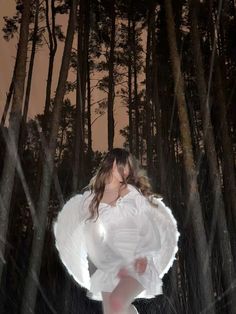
top-left (53, 188), bottom-right (180, 302)
top-left (86, 258), bottom-right (163, 301)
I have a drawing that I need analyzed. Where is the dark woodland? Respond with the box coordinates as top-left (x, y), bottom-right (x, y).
top-left (0, 0), bottom-right (236, 313)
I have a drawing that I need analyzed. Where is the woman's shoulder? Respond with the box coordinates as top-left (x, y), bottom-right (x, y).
top-left (126, 185), bottom-right (167, 217)
top-left (126, 184), bottom-right (142, 197)
top-left (127, 184), bottom-right (151, 204)
top-left (117, 184), bottom-right (154, 217)
top-left (81, 188), bottom-right (93, 200)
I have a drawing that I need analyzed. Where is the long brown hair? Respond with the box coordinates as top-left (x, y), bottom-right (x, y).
top-left (85, 148), bottom-right (154, 221)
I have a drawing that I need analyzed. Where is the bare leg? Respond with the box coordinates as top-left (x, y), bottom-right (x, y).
top-left (102, 292), bottom-right (139, 314)
top-left (102, 292), bottom-right (112, 314)
top-left (102, 275), bottom-right (144, 314)
top-left (102, 298), bottom-right (137, 314)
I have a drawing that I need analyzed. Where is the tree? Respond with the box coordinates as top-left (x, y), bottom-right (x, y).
top-left (42, 0), bottom-right (58, 133)
top-left (107, 0), bottom-right (116, 150)
top-left (73, 0), bottom-right (90, 191)
top-left (190, 1), bottom-right (236, 312)
top-left (21, 1), bottom-right (77, 312)
top-left (19, 0), bottom-right (40, 153)
top-left (164, 0), bottom-right (216, 312)
top-left (0, 0), bottom-right (31, 285)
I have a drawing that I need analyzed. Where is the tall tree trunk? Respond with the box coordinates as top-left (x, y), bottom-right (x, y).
top-left (83, 0), bottom-right (90, 182)
top-left (19, 0), bottom-right (40, 153)
top-left (87, 56), bottom-right (92, 171)
top-left (0, 61), bottom-right (16, 128)
top-left (208, 0), bottom-right (236, 255)
top-left (20, 2), bottom-right (77, 313)
top-left (132, 20), bottom-right (139, 158)
top-left (190, 1), bottom-right (236, 312)
top-left (214, 60), bottom-right (236, 250)
top-left (128, 14), bottom-right (133, 153)
top-left (0, 0), bottom-right (31, 285)
top-left (43, 0), bottom-right (57, 134)
top-left (215, 64), bottom-right (236, 229)
top-left (164, 0), bottom-right (216, 312)
top-left (73, 39), bottom-right (84, 191)
top-left (34, 0), bottom-right (58, 216)
top-left (77, 0), bottom-right (89, 138)
top-left (107, 0), bottom-right (115, 150)
top-left (81, 0), bottom-right (89, 137)
top-left (34, 0), bottom-right (57, 201)
top-left (34, 0), bottom-right (57, 189)
top-left (151, 8), bottom-right (166, 194)
top-left (145, 8), bottom-right (152, 173)
top-left (73, 0), bottom-right (90, 191)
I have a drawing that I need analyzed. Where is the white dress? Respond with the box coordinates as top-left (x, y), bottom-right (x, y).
top-left (53, 184), bottom-right (180, 301)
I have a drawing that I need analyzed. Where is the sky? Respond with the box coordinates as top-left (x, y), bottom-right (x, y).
top-left (0, 1), bottom-right (128, 152)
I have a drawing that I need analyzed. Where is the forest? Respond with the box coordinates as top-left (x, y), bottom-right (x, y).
top-left (0, 0), bottom-right (236, 313)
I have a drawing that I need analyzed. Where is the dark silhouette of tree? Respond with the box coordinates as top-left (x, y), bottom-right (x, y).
top-left (107, 0), bottom-right (116, 150)
top-left (0, 0), bottom-right (31, 286)
top-left (1, 0), bottom-right (236, 313)
top-left (164, 0), bottom-right (216, 312)
top-left (190, 1), bottom-right (236, 312)
top-left (21, 1), bottom-right (77, 313)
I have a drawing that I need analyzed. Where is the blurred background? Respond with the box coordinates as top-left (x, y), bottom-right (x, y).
top-left (0, 0), bottom-right (236, 313)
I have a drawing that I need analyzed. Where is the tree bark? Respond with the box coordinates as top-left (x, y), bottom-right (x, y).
top-left (19, 0), bottom-right (40, 153)
top-left (214, 61), bottom-right (236, 218)
top-left (34, 0), bottom-right (57, 197)
top-left (107, 0), bottom-right (115, 151)
top-left (0, 0), bottom-right (31, 285)
top-left (87, 55), bottom-right (92, 170)
top-left (73, 0), bottom-right (90, 191)
top-left (164, 0), bottom-right (216, 312)
top-left (207, 0), bottom-right (236, 259)
top-left (0, 61), bottom-right (16, 128)
top-left (151, 7), bottom-right (166, 194)
top-left (20, 1), bottom-right (77, 313)
top-left (190, 1), bottom-right (236, 312)
top-left (128, 14), bottom-right (133, 153)
top-left (132, 20), bottom-right (139, 159)
top-left (43, 0), bottom-right (57, 134)
top-left (34, 0), bottom-right (57, 202)
top-left (214, 63), bottom-right (236, 230)
top-left (73, 0), bottom-right (85, 192)
top-left (145, 8), bottom-right (152, 173)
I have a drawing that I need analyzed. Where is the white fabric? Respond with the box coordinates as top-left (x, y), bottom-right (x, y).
top-left (53, 184), bottom-right (180, 301)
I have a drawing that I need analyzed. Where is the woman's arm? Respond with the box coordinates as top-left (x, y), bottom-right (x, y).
top-left (117, 256), bottom-right (148, 278)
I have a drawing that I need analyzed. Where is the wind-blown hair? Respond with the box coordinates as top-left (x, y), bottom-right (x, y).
top-left (86, 148), bottom-right (153, 221)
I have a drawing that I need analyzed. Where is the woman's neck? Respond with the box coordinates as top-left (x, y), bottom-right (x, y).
top-left (104, 183), bottom-right (120, 191)
top-left (104, 178), bottom-right (124, 191)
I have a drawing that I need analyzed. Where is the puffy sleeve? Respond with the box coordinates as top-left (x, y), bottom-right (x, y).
top-left (137, 195), bottom-right (180, 279)
top-left (53, 191), bottom-right (92, 290)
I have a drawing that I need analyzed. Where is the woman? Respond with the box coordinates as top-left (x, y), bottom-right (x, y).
top-left (54, 148), bottom-right (180, 314)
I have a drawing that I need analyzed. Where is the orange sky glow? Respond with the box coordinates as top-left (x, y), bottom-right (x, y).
top-left (0, 2), bottom-right (132, 152)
